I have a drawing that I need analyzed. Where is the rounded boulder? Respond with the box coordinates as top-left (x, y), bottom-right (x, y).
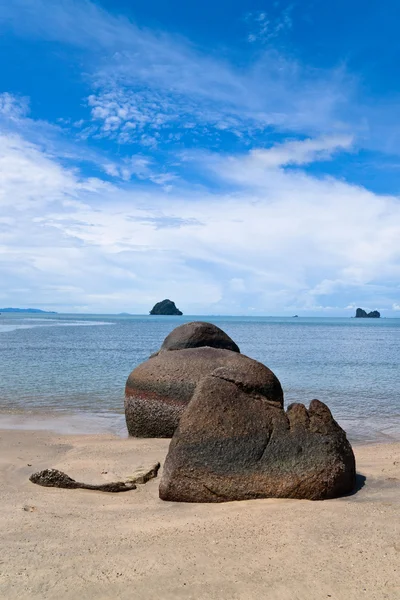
top-left (159, 321), bottom-right (240, 354)
top-left (125, 347), bottom-right (283, 437)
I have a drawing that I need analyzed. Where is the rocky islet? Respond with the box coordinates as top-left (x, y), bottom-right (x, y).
top-left (149, 299), bottom-right (183, 315)
top-left (355, 308), bottom-right (381, 318)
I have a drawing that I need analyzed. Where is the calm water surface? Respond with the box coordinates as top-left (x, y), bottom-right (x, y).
top-left (0, 314), bottom-right (399, 443)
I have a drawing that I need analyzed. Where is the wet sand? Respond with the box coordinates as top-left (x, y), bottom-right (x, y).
top-left (0, 429), bottom-right (399, 599)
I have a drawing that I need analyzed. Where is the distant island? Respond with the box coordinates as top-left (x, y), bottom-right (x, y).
top-left (150, 299), bottom-right (183, 316)
top-left (355, 308), bottom-right (381, 318)
top-left (0, 308), bottom-right (57, 314)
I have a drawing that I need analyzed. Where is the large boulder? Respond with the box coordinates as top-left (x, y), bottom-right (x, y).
top-left (159, 321), bottom-right (240, 354)
top-left (159, 365), bottom-right (356, 502)
top-left (125, 348), bottom-right (283, 437)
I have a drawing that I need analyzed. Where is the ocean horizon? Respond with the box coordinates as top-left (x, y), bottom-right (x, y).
top-left (1, 312), bottom-right (399, 444)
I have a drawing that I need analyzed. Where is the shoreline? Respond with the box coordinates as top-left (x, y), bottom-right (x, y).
top-left (0, 428), bottom-right (399, 599)
top-left (0, 410), bottom-right (127, 437)
top-left (1, 408), bottom-right (399, 446)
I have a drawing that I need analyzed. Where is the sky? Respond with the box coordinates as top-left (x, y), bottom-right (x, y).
top-left (0, 0), bottom-right (400, 315)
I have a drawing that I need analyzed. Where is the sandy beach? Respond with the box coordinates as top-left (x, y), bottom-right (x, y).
top-left (0, 429), bottom-right (399, 600)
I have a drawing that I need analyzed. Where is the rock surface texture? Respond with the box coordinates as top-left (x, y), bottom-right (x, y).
top-left (125, 347), bottom-right (282, 437)
top-left (149, 299), bottom-right (183, 315)
top-left (159, 365), bottom-right (356, 502)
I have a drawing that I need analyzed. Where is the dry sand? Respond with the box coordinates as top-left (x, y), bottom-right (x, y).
top-left (0, 429), bottom-right (399, 600)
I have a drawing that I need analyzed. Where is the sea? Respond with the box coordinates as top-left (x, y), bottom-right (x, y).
top-left (0, 313), bottom-right (399, 444)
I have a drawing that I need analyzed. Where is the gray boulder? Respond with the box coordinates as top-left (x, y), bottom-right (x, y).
top-left (125, 347), bottom-right (282, 437)
top-left (159, 365), bottom-right (356, 502)
top-left (158, 321), bottom-right (240, 354)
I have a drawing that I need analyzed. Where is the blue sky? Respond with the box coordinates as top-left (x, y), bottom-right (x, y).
top-left (0, 0), bottom-right (399, 315)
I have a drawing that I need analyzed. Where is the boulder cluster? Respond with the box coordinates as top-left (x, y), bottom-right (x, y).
top-left (125, 322), bottom-right (356, 503)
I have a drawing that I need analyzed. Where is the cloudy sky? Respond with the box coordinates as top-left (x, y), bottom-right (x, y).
top-left (0, 0), bottom-right (399, 315)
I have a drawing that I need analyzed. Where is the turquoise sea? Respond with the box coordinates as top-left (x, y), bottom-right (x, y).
top-left (0, 313), bottom-right (399, 443)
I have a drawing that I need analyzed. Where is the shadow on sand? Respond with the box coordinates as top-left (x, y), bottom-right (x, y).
top-left (343, 472), bottom-right (366, 497)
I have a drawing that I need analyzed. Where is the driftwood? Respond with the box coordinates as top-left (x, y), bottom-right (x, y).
top-left (125, 462), bottom-right (161, 484)
top-left (29, 463), bottom-right (160, 493)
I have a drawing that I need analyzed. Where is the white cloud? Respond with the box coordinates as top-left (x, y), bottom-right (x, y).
top-left (254, 135), bottom-right (354, 167)
top-left (1, 125), bottom-right (400, 314)
top-left (0, 132), bottom-right (107, 211)
top-left (1, 0), bottom-right (399, 159)
top-left (0, 92), bottom-right (30, 119)
top-left (246, 4), bottom-right (295, 44)
top-left (0, 2), bottom-right (399, 315)
top-left (88, 56), bottom-right (351, 146)
top-left (103, 154), bottom-right (177, 185)
top-left (194, 135), bottom-right (354, 183)
top-left (0, 0), bottom-right (355, 148)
